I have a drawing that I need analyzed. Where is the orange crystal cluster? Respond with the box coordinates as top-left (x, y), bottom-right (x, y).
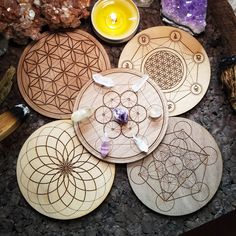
top-left (0, 0), bottom-right (91, 40)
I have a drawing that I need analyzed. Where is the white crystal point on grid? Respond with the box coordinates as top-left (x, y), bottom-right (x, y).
top-left (100, 132), bottom-right (110, 158)
top-left (132, 74), bottom-right (149, 92)
top-left (149, 106), bottom-right (163, 119)
top-left (92, 73), bottom-right (115, 88)
top-left (133, 135), bottom-right (149, 153)
top-left (71, 107), bottom-right (94, 123)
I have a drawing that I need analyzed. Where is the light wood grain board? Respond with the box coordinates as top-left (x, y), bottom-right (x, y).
top-left (127, 117), bottom-right (223, 216)
top-left (17, 120), bottom-right (115, 220)
top-left (118, 26), bottom-right (211, 116)
top-left (17, 30), bottom-right (111, 119)
top-left (73, 68), bottom-right (168, 164)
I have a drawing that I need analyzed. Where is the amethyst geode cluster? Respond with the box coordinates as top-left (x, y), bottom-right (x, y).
top-left (161, 0), bottom-right (208, 34)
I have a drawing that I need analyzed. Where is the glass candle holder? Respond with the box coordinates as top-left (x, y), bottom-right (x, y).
top-left (91, 0), bottom-right (140, 43)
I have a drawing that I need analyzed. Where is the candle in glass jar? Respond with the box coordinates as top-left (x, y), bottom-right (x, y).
top-left (91, 0), bottom-right (140, 43)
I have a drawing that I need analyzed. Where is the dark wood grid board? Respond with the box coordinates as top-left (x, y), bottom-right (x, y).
top-left (17, 29), bottom-right (111, 119)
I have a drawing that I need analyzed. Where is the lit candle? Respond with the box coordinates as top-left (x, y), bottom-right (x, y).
top-left (91, 0), bottom-right (140, 43)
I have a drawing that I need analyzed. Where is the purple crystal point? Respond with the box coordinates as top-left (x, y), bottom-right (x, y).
top-left (161, 0), bottom-right (207, 34)
top-left (113, 107), bottom-right (129, 124)
top-left (100, 133), bottom-right (110, 158)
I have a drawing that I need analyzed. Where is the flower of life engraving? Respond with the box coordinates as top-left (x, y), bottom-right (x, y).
top-left (127, 117), bottom-right (223, 216)
top-left (118, 26), bottom-right (211, 116)
top-left (73, 68), bottom-right (169, 164)
top-left (16, 120), bottom-right (115, 220)
top-left (17, 30), bottom-right (111, 119)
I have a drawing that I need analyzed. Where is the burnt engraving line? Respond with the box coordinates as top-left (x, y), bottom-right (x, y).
top-left (185, 62), bottom-right (198, 84)
top-left (135, 157), bottom-right (209, 204)
top-left (196, 64), bottom-right (200, 83)
top-left (178, 38), bottom-right (195, 55)
top-left (130, 126), bottom-right (213, 207)
top-left (150, 37), bottom-right (173, 48)
top-left (75, 73), bottom-right (167, 161)
top-left (130, 44), bottom-right (142, 61)
top-left (173, 92), bottom-right (192, 104)
top-left (19, 122), bottom-right (113, 216)
top-left (20, 32), bottom-right (109, 116)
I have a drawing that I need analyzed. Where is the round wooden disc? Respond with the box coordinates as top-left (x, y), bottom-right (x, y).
top-left (17, 120), bottom-right (115, 220)
top-left (118, 26), bottom-right (211, 116)
top-left (127, 117), bottom-right (223, 216)
top-left (73, 68), bottom-right (168, 164)
top-left (17, 30), bottom-right (111, 119)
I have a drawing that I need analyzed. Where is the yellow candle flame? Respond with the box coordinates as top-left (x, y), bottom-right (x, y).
top-left (91, 0), bottom-right (140, 41)
top-left (110, 12), bottom-right (117, 24)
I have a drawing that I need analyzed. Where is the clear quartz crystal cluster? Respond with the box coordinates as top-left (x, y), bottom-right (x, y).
top-left (161, 0), bottom-right (208, 34)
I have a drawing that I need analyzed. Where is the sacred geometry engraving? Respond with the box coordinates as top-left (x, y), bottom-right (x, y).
top-left (103, 91), bottom-right (120, 108)
top-left (104, 121), bottom-right (122, 139)
top-left (144, 48), bottom-right (186, 91)
top-left (17, 120), bottom-right (115, 219)
top-left (17, 30), bottom-right (111, 119)
top-left (121, 90), bottom-right (138, 108)
top-left (119, 26), bottom-right (211, 116)
top-left (95, 106), bottom-right (113, 124)
top-left (129, 105), bottom-right (147, 123)
top-left (127, 117), bottom-right (223, 216)
top-left (121, 120), bottom-right (139, 138)
top-left (73, 68), bottom-right (168, 164)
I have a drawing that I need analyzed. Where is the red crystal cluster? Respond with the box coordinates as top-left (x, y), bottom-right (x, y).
top-left (0, 0), bottom-right (91, 40)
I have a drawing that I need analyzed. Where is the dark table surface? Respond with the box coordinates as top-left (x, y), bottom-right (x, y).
top-left (0, 1), bottom-right (236, 235)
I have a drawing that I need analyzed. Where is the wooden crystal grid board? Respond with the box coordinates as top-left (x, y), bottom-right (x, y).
top-left (17, 120), bottom-right (115, 220)
top-left (17, 30), bottom-right (111, 119)
top-left (73, 68), bottom-right (168, 164)
top-left (127, 117), bottom-right (223, 216)
top-left (118, 26), bottom-right (211, 116)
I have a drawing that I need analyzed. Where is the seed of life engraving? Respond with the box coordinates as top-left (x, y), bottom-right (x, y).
top-left (129, 105), bottom-right (147, 123)
top-left (127, 117), bottom-right (223, 216)
top-left (73, 69), bottom-right (168, 164)
top-left (95, 106), bottom-right (113, 124)
top-left (120, 90), bottom-right (138, 108)
top-left (103, 91), bottom-right (121, 108)
top-left (16, 120), bottom-right (115, 220)
top-left (17, 30), bottom-right (111, 119)
top-left (118, 26), bottom-right (211, 116)
top-left (121, 120), bottom-right (139, 138)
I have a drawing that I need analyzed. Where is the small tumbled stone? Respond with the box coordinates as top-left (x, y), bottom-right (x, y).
top-left (161, 0), bottom-right (207, 34)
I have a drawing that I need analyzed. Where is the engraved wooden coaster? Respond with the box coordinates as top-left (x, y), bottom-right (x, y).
top-left (17, 30), bottom-right (111, 119)
top-left (73, 68), bottom-right (168, 164)
top-left (127, 117), bottom-right (223, 216)
top-left (118, 26), bottom-right (211, 116)
top-left (17, 120), bottom-right (115, 220)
